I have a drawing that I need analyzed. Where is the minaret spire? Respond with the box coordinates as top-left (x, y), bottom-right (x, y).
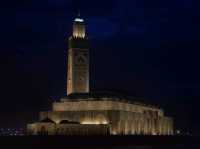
top-left (73, 12), bottom-right (85, 38)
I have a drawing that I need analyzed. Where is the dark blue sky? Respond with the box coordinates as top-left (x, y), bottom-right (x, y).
top-left (0, 0), bottom-right (200, 133)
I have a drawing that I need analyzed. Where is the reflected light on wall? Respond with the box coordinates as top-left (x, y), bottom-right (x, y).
top-left (73, 18), bottom-right (85, 38)
top-left (55, 120), bottom-right (60, 124)
top-left (73, 30), bottom-right (85, 38)
top-left (152, 132), bottom-right (157, 135)
top-left (112, 131), bottom-right (117, 135)
top-left (80, 120), bottom-right (108, 125)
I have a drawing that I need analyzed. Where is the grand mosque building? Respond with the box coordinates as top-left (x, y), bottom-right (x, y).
top-left (27, 15), bottom-right (174, 135)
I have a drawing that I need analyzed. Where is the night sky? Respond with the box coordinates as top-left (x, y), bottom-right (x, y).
top-left (1, 0), bottom-right (200, 134)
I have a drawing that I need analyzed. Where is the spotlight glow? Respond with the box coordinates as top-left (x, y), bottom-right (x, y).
top-left (81, 120), bottom-right (108, 125)
top-left (75, 18), bottom-right (84, 22)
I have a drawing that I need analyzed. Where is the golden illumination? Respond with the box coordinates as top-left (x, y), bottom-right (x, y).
top-left (73, 27), bottom-right (85, 38)
top-left (73, 18), bottom-right (86, 38)
top-left (27, 14), bottom-right (174, 136)
top-left (81, 120), bottom-right (108, 125)
top-left (111, 131), bottom-right (117, 135)
top-left (152, 132), bottom-right (157, 135)
top-left (55, 120), bottom-right (60, 124)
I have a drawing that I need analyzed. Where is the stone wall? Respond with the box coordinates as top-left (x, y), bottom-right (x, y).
top-left (53, 100), bottom-right (164, 117)
top-left (27, 123), bottom-right (109, 135)
top-left (27, 122), bottom-right (55, 135)
top-left (39, 109), bottom-right (173, 135)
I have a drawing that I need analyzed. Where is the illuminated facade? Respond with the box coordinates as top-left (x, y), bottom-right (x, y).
top-left (67, 16), bottom-right (89, 95)
top-left (27, 15), bottom-right (174, 135)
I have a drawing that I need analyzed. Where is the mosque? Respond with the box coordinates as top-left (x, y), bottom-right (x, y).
top-left (27, 15), bottom-right (174, 135)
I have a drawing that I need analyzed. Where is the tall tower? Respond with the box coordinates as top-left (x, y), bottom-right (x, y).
top-left (67, 15), bottom-right (89, 95)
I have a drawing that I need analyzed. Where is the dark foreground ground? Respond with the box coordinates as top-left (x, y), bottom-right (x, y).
top-left (0, 135), bottom-right (199, 149)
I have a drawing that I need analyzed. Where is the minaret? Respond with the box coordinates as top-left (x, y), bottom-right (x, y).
top-left (67, 15), bottom-right (89, 95)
